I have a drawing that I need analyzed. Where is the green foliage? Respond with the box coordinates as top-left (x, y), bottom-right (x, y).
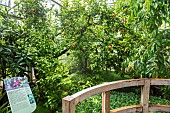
top-left (32, 61), bottom-right (69, 111)
top-left (76, 91), bottom-right (140, 113)
top-left (0, 0), bottom-right (170, 112)
top-left (16, 0), bottom-right (47, 29)
top-left (0, 0), bottom-right (169, 78)
top-left (118, 0), bottom-right (170, 78)
top-left (33, 71), bottom-right (104, 112)
top-left (0, 92), bottom-right (10, 113)
top-left (57, 0), bottom-right (170, 77)
top-left (33, 71), bottom-right (128, 112)
top-left (76, 91), bottom-right (170, 113)
top-left (0, 7), bottom-right (32, 78)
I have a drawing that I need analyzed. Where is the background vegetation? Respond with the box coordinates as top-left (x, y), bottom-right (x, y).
top-left (0, 0), bottom-right (170, 112)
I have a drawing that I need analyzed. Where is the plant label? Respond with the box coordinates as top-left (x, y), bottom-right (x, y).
top-left (4, 77), bottom-right (36, 113)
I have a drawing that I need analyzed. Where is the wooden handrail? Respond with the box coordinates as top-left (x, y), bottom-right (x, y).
top-left (62, 78), bottom-right (170, 113)
top-left (110, 105), bottom-right (143, 113)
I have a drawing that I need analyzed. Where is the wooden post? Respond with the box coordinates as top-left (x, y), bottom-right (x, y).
top-left (141, 79), bottom-right (150, 113)
top-left (62, 96), bottom-right (75, 113)
top-left (102, 91), bottom-right (110, 113)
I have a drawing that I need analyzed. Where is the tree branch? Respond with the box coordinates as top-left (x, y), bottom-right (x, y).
top-left (53, 48), bottom-right (69, 58)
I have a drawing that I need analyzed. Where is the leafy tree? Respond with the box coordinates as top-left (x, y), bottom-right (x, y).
top-left (0, 0), bottom-right (169, 112)
top-left (117, 0), bottom-right (170, 78)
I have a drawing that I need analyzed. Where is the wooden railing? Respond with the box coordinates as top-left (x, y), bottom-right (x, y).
top-left (62, 78), bottom-right (170, 113)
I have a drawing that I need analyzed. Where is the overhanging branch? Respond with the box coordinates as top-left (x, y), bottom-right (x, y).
top-left (53, 48), bottom-right (69, 58)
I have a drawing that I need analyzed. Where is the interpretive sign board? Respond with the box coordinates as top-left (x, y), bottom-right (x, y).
top-left (0, 0), bottom-right (12, 7)
top-left (4, 77), bottom-right (36, 113)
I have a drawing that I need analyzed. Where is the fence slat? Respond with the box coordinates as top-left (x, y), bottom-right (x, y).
top-left (102, 91), bottom-right (110, 113)
top-left (149, 104), bottom-right (170, 112)
top-left (62, 96), bottom-right (75, 113)
top-left (110, 105), bottom-right (142, 113)
top-left (141, 79), bottom-right (150, 113)
top-left (151, 79), bottom-right (170, 85)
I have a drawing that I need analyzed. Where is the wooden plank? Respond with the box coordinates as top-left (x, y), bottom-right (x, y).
top-left (62, 98), bottom-right (69, 113)
top-left (110, 105), bottom-right (142, 113)
top-left (141, 79), bottom-right (150, 113)
top-left (102, 91), bottom-right (110, 113)
top-left (149, 104), bottom-right (170, 112)
top-left (70, 100), bottom-right (76, 113)
top-left (72, 79), bottom-right (144, 105)
top-left (150, 79), bottom-right (170, 85)
top-left (62, 96), bottom-right (75, 113)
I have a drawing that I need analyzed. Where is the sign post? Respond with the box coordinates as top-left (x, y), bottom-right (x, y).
top-left (4, 77), bottom-right (36, 113)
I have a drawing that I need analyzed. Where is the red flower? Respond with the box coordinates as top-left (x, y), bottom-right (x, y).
top-left (109, 45), bottom-right (113, 49)
top-left (112, 14), bottom-right (116, 17)
top-left (72, 43), bottom-right (76, 48)
top-left (120, 30), bottom-right (124, 33)
top-left (122, 19), bottom-right (126, 23)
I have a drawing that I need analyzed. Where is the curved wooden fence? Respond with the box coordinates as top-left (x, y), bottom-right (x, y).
top-left (62, 78), bottom-right (170, 113)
